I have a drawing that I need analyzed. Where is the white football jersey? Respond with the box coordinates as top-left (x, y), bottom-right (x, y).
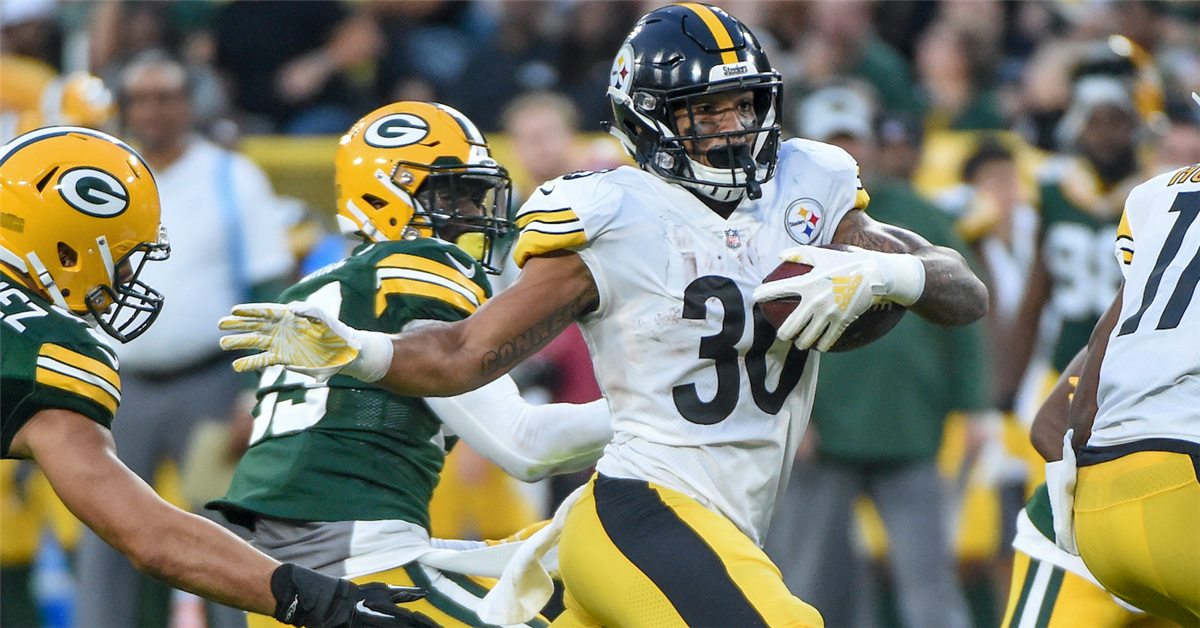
top-left (1089, 165), bottom-right (1200, 448)
top-left (512, 138), bottom-right (868, 544)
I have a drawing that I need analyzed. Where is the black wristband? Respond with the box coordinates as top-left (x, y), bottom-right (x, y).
top-left (271, 563), bottom-right (351, 628)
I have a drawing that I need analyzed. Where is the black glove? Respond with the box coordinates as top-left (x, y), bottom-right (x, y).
top-left (271, 563), bottom-right (442, 628)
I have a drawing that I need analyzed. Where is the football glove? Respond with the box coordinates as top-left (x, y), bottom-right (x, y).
top-left (752, 245), bottom-right (925, 352)
top-left (219, 302), bottom-right (394, 383)
top-left (270, 563), bottom-right (441, 628)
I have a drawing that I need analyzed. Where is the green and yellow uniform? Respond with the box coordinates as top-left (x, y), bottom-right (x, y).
top-left (210, 239), bottom-right (547, 628)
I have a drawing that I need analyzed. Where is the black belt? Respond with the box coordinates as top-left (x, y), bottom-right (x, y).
top-left (1078, 438), bottom-right (1200, 478)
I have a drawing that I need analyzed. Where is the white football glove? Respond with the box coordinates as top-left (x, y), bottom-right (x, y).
top-left (218, 302), bottom-right (394, 383)
top-left (752, 245), bottom-right (925, 352)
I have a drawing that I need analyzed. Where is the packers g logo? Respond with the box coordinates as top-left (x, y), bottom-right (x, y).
top-left (364, 114), bottom-right (430, 148)
top-left (57, 167), bottom-right (129, 217)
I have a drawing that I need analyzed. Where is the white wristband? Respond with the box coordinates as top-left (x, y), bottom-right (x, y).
top-left (870, 252), bottom-right (926, 306)
top-left (342, 330), bottom-right (395, 383)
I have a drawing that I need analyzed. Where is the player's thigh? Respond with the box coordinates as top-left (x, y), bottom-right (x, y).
top-left (1076, 450), bottom-right (1200, 627)
top-left (558, 474), bottom-right (823, 628)
top-left (246, 564), bottom-right (549, 628)
top-left (1001, 551), bottom-right (1141, 628)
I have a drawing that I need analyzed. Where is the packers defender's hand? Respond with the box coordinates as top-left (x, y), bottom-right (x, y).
top-left (271, 564), bottom-right (442, 628)
top-left (219, 302), bottom-right (394, 383)
top-left (752, 245), bottom-right (925, 352)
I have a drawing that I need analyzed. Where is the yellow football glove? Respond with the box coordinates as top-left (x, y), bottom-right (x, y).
top-left (219, 302), bottom-right (393, 383)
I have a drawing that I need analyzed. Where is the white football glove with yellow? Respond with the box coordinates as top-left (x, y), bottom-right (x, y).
top-left (219, 302), bottom-right (394, 383)
top-left (752, 245), bottom-right (925, 351)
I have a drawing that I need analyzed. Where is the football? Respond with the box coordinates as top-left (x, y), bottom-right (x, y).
top-left (759, 253), bottom-right (908, 353)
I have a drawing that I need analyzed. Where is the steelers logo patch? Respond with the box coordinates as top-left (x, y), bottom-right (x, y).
top-left (364, 113), bottom-right (430, 148)
top-left (784, 198), bottom-right (824, 244)
top-left (57, 167), bottom-right (129, 217)
top-left (610, 43), bottom-right (635, 92)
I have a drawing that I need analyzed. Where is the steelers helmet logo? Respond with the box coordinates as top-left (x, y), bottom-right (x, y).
top-left (57, 167), bottom-right (129, 217)
top-left (610, 43), bottom-right (635, 92)
top-left (364, 114), bottom-right (430, 148)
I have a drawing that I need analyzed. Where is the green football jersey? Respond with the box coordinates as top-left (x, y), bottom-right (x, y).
top-left (210, 239), bottom-right (491, 530)
top-left (1, 274), bottom-right (122, 458)
top-left (1036, 157), bottom-right (1130, 372)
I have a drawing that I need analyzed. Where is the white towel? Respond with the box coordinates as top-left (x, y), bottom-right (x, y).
top-left (1045, 429), bottom-right (1079, 556)
top-left (476, 484), bottom-right (586, 624)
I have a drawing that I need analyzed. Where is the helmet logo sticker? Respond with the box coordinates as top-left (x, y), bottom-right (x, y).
top-left (364, 114), bottom-right (430, 148)
top-left (709, 62), bottom-right (753, 82)
top-left (610, 43), bottom-right (635, 92)
top-left (57, 167), bottom-right (129, 217)
top-left (784, 198), bottom-right (824, 244)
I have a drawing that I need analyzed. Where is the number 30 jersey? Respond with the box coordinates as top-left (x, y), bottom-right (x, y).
top-left (512, 138), bottom-right (868, 544)
top-left (1090, 165), bottom-right (1200, 448)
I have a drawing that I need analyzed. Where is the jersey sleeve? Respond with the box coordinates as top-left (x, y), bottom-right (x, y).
top-left (371, 241), bottom-right (493, 329)
top-left (510, 171), bottom-right (624, 268)
top-left (780, 140), bottom-right (870, 246)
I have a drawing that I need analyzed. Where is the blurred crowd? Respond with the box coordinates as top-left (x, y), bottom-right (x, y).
top-left (2, 1), bottom-right (1199, 627)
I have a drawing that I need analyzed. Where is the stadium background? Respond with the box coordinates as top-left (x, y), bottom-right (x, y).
top-left (1, 1), bottom-right (1198, 627)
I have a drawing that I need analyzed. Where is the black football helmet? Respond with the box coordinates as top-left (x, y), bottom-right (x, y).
top-left (605, 3), bottom-right (782, 202)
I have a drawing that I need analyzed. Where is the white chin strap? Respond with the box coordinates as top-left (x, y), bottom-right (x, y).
top-left (1, 245), bottom-right (70, 310)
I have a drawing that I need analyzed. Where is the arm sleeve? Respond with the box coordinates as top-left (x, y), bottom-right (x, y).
top-left (423, 374), bottom-right (612, 482)
top-left (232, 154), bottom-right (295, 284)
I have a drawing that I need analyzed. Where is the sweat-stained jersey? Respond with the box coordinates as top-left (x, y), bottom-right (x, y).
top-left (1, 274), bottom-right (121, 457)
top-left (512, 138), bottom-right (868, 545)
top-left (1089, 164), bottom-right (1200, 448)
top-left (209, 239), bottom-right (490, 530)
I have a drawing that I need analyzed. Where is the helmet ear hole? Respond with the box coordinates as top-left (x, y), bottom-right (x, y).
top-left (361, 193), bottom-right (388, 210)
top-left (57, 242), bottom-right (79, 269)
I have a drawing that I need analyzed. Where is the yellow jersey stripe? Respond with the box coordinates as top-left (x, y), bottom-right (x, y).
top-left (36, 365), bottom-right (119, 413)
top-left (39, 344), bottom-right (119, 390)
top-left (376, 277), bottom-right (479, 315)
top-left (516, 208), bottom-right (580, 229)
top-left (854, 188), bottom-right (871, 211)
top-left (679, 3), bottom-right (739, 64)
top-left (512, 230), bottom-right (588, 268)
top-left (377, 254), bottom-right (485, 302)
top-left (1116, 210), bottom-right (1132, 241)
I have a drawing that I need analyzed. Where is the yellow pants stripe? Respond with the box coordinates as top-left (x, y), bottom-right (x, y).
top-left (552, 475), bottom-right (822, 628)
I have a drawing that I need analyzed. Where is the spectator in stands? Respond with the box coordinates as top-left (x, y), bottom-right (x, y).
top-left (454, 1), bottom-right (565, 131)
top-left (501, 91), bottom-right (584, 202)
top-left (554, 1), bottom-right (641, 131)
top-left (373, 1), bottom-right (478, 105)
top-left (213, 0), bottom-right (381, 134)
top-left (766, 85), bottom-right (985, 628)
top-left (875, 113), bottom-right (925, 182)
top-left (915, 18), bottom-right (1006, 131)
top-left (0, 0), bottom-right (62, 70)
top-left (74, 50), bottom-right (294, 628)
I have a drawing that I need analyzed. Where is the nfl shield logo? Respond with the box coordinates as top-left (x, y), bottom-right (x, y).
top-left (725, 229), bottom-right (742, 249)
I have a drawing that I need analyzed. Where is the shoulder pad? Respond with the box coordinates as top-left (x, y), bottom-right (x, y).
top-left (512, 169), bottom-right (624, 268)
top-left (372, 238), bottom-right (491, 316)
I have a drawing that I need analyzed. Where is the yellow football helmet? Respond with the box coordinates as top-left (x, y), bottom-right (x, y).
top-left (0, 126), bottom-right (170, 342)
top-left (335, 101), bottom-right (513, 272)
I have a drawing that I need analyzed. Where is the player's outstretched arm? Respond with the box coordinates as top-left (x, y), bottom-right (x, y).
top-left (831, 209), bottom-right (989, 326)
top-left (221, 251), bottom-right (600, 398)
top-left (7, 410), bottom-right (440, 628)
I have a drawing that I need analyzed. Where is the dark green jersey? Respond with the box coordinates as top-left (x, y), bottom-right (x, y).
top-left (211, 239), bottom-right (491, 530)
top-left (1, 275), bottom-right (121, 458)
top-left (1036, 157), bottom-right (1133, 372)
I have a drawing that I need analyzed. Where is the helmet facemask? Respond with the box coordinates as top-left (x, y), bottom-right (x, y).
top-left (403, 160), bottom-right (514, 274)
top-left (86, 226), bottom-right (170, 342)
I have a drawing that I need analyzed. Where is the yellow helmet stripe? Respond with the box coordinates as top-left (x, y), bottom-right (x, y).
top-left (678, 3), bottom-right (739, 65)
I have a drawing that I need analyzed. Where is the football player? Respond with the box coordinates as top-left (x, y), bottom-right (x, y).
top-left (0, 127), bottom-right (438, 628)
top-left (1058, 142), bottom-right (1200, 627)
top-left (208, 101), bottom-right (613, 628)
top-left (219, 5), bottom-right (988, 626)
top-left (1000, 349), bottom-right (1176, 628)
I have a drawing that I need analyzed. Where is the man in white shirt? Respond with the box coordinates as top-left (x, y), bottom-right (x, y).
top-left (75, 50), bottom-right (295, 628)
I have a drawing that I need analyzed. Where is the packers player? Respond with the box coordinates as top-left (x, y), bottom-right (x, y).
top-left (208, 101), bottom-right (612, 628)
top-left (218, 5), bottom-right (987, 627)
top-left (1060, 150), bottom-right (1200, 627)
top-left (0, 54), bottom-right (115, 142)
top-left (0, 127), bottom-right (441, 628)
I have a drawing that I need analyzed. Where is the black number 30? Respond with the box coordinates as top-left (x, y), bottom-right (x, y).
top-left (672, 276), bottom-right (809, 425)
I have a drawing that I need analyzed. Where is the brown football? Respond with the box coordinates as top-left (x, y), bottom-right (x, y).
top-left (759, 252), bottom-right (908, 353)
